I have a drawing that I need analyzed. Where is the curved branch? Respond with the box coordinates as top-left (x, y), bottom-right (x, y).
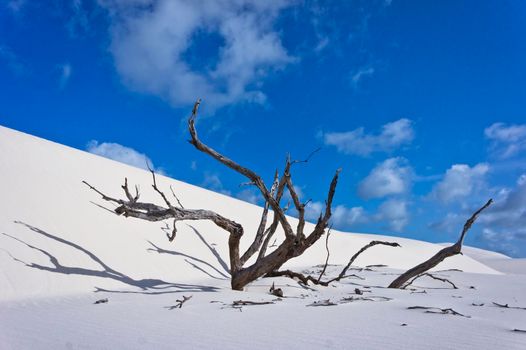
top-left (389, 199), bottom-right (493, 289)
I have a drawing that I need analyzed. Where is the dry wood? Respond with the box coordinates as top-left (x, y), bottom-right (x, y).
top-left (85, 99), bottom-right (340, 291)
top-left (307, 299), bottom-right (337, 307)
top-left (232, 300), bottom-right (275, 306)
top-left (407, 306), bottom-right (470, 318)
top-left (402, 272), bottom-right (458, 289)
top-left (492, 302), bottom-right (526, 310)
top-left (389, 199), bottom-right (493, 289)
top-left (267, 239), bottom-right (399, 286)
top-left (167, 295), bottom-right (192, 309)
top-left (340, 296), bottom-right (392, 303)
top-left (269, 282), bottom-right (284, 297)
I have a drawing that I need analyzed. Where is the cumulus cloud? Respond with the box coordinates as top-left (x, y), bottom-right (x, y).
top-left (430, 163), bottom-right (489, 203)
top-left (304, 201), bottom-right (367, 228)
top-left (358, 157), bottom-right (412, 199)
top-left (98, 0), bottom-right (293, 110)
top-left (485, 122), bottom-right (526, 158)
top-left (429, 173), bottom-right (526, 257)
top-left (375, 199), bottom-right (409, 231)
top-left (323, 118), bottom-right (414, 156)
top-left (86, 140), bottom-right (154, 171)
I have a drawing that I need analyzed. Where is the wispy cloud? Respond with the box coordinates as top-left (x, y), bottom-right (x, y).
top-left (323, 118), bottom-right (414, 156)
top-left (350, 67), bottom-right (374, 89)
top-left (485, 122), bottom-right (526, 159)
top-left (6, 0), bottom-right (26, 14)
top-left (86, 140), bottom-right (155, 171)
top-left (358, 157), bottom-right (412, 199)
top-left (58, 63), bottom-right (72, 89)
top-left (0, 45), bottom-right (28, 76)
top-left (99, 0), bottom-right (294, 111)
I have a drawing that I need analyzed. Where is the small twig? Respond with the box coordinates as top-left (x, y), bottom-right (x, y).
top-left (512, 329), bottom-right (526, 333)
top-left (269, 282), bottom-right (284, 298)
top-left (166, 295), bottom-right (193, 309)
top-left (232, 300), bottom-right (274, 306)
top-left (340, 296), bottom-right (392, 303)
top-left (94, 298), bottom-right (108, 304)
top-left (169, 185), bottom-right (185, 208)
top-left (307, 299), bottom-right (337, 307)
top-left (291, 147), bottom-right (321, 165)
top-left (492, 302), bottom-right (526, 310)
top-left (407, 306), bottom-right (470, 318)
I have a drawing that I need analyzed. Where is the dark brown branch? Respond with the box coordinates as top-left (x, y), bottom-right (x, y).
top-left (389, 199), bottom-right (493, 289)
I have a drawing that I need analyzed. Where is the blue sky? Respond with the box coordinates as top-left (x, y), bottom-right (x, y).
top-left (1, 0), bottom-right (526, 256)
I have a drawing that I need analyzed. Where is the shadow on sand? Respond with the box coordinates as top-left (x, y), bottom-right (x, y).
top-left (2, 221), bottom-right (219, 295)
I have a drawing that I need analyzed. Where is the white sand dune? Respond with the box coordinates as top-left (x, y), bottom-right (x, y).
top-left (1, 125), bottom-right (525, 349)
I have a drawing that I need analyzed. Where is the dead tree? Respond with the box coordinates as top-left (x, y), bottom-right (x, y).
top-left (84, 99), bottom-right (340, 291)
top-left (388, 199), bottom-right (493, 289)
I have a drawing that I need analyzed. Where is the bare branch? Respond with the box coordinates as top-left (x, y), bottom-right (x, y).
top-left (167, 295), bottom-right (193, 309)
top-left (402, 273), bottom-right (458, 289)
top-left (316, 226), bottom-right (332, 283)
top-left (147, 162), bottom-right (172, 208)
top-left (389, 199), bottom-right (493, 289)
top-left (407, 306), bottom-right (470, 318)
top-left (169, 185), bottom-right (184, 209)
top-left (291, 147), bottom-right (321, 165)
top-left (326, 240), bottom-right (400, 284)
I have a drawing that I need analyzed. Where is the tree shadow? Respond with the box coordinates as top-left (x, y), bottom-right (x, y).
top-left (147, 241), bottom-right (229, 280)
top-left (3, 221), bottom-right (218, 294)
top-left (187, 225), bottom-right (230, 275)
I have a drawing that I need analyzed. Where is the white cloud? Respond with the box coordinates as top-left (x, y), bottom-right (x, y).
top-left (323, 118), bottom-right (414, 156)
top-left (428, 173), bottom-right (526, 257)
top-left (99, 0), bottom-right (293, 111)
top-left (304, 201), bottom-right (367, 227)
top-left (375, 199), bottom-right (409, 232)
top-left (86, 140), bottom-right (154, 171)
top-left (58, 63), bottom-right (72, 89)
top-left (430, 163), bottom-right (489, 203)
top-left (331, 205), bottom-right (368, 227)
top-left (485, 122), bottom-right (526, 158)
top-left (358, 157), bottom-right (412, 199)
